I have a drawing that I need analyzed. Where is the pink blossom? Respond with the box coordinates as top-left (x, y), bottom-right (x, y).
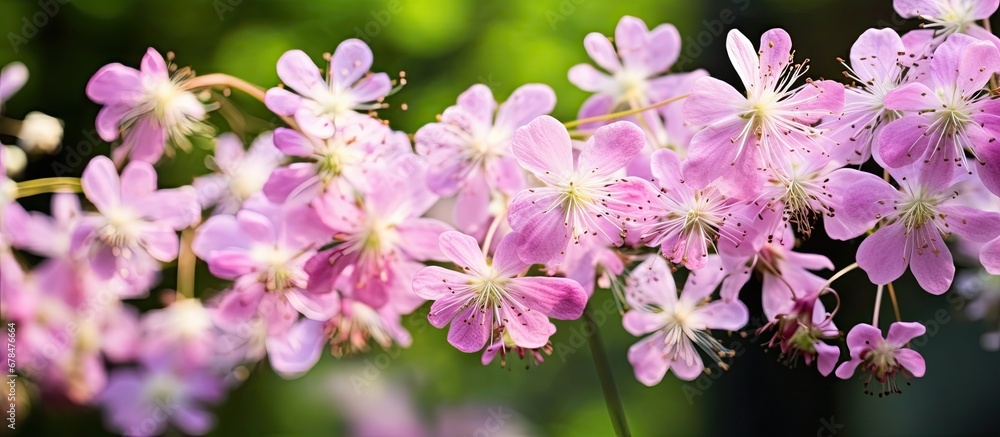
top-left (86, 48), bottom-right (209, 163)
top-left (506, 116), bottom-right (650, 265)
top-left (97, 364), bottom-right (224, 436)
top-left (412, 231), bottom-right (587, 353)
top-left (139, 299), bottom-right (219, 371)
top-left (637, 148), bottom-right (758, 270)
top-left (568, 16), bottom-right (683, 113)
top-left (264, 40), bottom-right (391, 139)
top-left (720, 227), bottom-right (834, 303)
top-left (325, 296), bottom-right (413, 357)
top-left (681, 29), bottom-right (845, 198)
top-left (193, 194), bottom-right (336, 335)
top-left (416, 83), bottom-right (554, 233)
top-left (305, 161), bottom-right (452, 309)
top-left (894, 0), bottom-right (1000, 53)
top-left (194, 132), bottom-right (285, 214)
top-left (840, 166), bottom-right (1000, 294)
top-left (759, 287), bottom-right (840, 376)
top-left (0, 62), bottom-right (27, 111)
top-left (72, 156), bottom-right (199, 280)
top-left (823, 28), bottom-right (914, 165)
top-left (835, 321), bottom-right (926, 396)
top-left (879, 34), bottom-right (1000, 195)
top-left (623, 255), bottom-right (748, 384)
top-left (263, 116), bottom-right (410, 204)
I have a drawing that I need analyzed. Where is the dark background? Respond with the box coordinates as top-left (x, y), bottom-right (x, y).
top-left (1, 0), bottom-right (997, 435)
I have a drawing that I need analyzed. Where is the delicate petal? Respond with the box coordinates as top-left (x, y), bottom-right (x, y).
top-left (507, 276), bottom-right (587, 320)
top-left (885, 321), bottom-right (926, 347)
top-left (627, 332), bottom-right (669, 386)
top-left (857, 223), bottom-right (909, 285)
top-left (511, 115), bottom-right (574, 179)
top-left (447, 305), bottom-right (490, 352)
top-left (81, 156), bottom-right (121, 211)
top-left (894, 348), bottom-right (926, 377)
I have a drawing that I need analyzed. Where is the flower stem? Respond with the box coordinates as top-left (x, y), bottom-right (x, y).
top-left (584, 302), bottom-right (631, 437)
top-left (872, 283), bottom-right (884, 327)
top-left (481, 201), bottom-right (507, 256)
top-left (887, 282), bottom-right (901, 322)
top-left (564, 94), bottom-right (689, 129)
top-left (183, 73), bottom-right (299, 130)
top-left (13, 177), bottom-right (82, 199)
top-left (176, 226), bottom-right (197, 300)
top-left (816, 262), bottom-right (859, 294)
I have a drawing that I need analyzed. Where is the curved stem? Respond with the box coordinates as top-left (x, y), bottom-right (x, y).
top-left (816, 262), bottom-right (859, 295)
top-left (584, 302), bottom-right (631, 437)
top-left (183, 73), bottom-right (299, 130)
top-left (564, 94), bottom-right (689, 129)
top-left (176, 226), bottom-right (197, 300)
top-left (14, 177), bottom-right (82, 199)
top-left (481, 212), bottom-right (505, 256)
top-left (887, 282), bottom-right (901, 323)
top-left (872, 283), bottom-right (884, 327)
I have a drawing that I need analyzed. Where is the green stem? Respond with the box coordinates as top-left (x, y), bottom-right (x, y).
top-left (584, 302), bottom-right (631, 437)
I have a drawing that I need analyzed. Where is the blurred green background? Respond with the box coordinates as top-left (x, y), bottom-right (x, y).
top-left (2, 0), bottom-right (999, 435)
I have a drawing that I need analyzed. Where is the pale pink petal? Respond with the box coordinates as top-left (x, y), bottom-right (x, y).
top-left (622, 311), bottom-right (665, 336)
top-left (454, 173), bottom-right (491, 234)
top-left (501, 305), bottom-right (556, 349)
top-left (688, 300), bottom-right (748, 332)
top-left (412, 266), bottom-right (472, 300)
top-left (438, 231), bottom-right (489, 275)
top-left (885, 321), bottom-right (926, 347)
top-left (271, 128), bottom-right (314, 157)
top-left (583, 31), bottom-right (621, 72)
top-left (627, 332), bottom-right (669, 386)
top-left (140, 48), bottom-right (168, 78)
top-left (758, 29), bottom-right (793, 88)
top-left (262, 163), bottom-right (317, 203)
top-left (506, 190), bottom-right (570, 265)
top-left (119, 161), bottom-right (158, 207)
top-left (894, 348), bottom-right (926, 377)
top-left (123, 116), bottom-right (166, 163)
top-left (668, 344), bottom-right (706, 381)
top-left (844, 323), bottom-right (883, 356)
top-left (909, 240), bottom-right (954, 294)
top-left (86, 64), bottom-right (142, 106)
top-left (982, 237), bottom-right (1000, 274)
top-left (95, 104), bottom-right (129, 141)
top-left (264, 87), bottom-right (302, 116)
top-left (577, 121), bottom-right (646, 178)
top-left (396, 218), bottom-right (452, 261)
top-left (850, 28), bottom-right (907, 84)
top-left (350, 72), bottom-right (391, 102)
top-left (726, 29), bottom-right (760, 92)
top-left (266, 318), bottom-right (325, 378)
top-left (81, 155), bottom-right (121, 211)
top-left (330, 39), bottom-right (374, 90)
top-left (682, 118), bottom-right (761, 197)
top-left (490, 231), bottom-right (528, 277)
top-left (682, 77), bottom-right (744, 126)
top-left (883, 82), bottom-right (936, 111)
top-left (447, 305), bottom-right (490, 352)
top-left (507, 276), bottom-right (587, 320)
top-left (857, 223), bottom-right (909, 285)
top-left (834, 358), bottom-right (862, 379)
top-left (614, 16), bottom-right (650, 71)
top-left (140, 225), bottom-right (180, 262)
top-left (494, 84), bottom-right (556, 133)
top-left (511, 115), bottom-right (574, 180)
top-left (815, 341), bottom-right (840, 376)
top-left (940, 205), bottom-right (1000, 242)
top-left (276, 50), bottom-right (326, 100)
top-left (878, 115), bottom-right (930, 168)
top-left (646, 23), bottom-right (682, 73)
top-left (294, 106), bottom-right (335, 139)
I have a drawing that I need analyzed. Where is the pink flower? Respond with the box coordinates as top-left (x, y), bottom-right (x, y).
top-left (894, 0), bottom-right (1000, 52)
top-left (835, 321), bottom-right (926, 396)
top-left (720, 227), bottom-right (834, 303)
top-left (416, 83), bottom-right (554, 233)
top-left (568, 16), bottom-right (682, 113)
top-left (263, 116), bottom-right (410, 204)
top-left (325, 296), bottom-right (413, 357)
top-left (637, 148), bottom-right (758, 269)
top-left (681, 29), bottom-right (845, 199)
top-left (759, 289), bottom-right (840, 376)
top-left (840, 165), bottom-right (1000, 294)
top-left (823, 28), bottom-right (914, 165)
top-left (194, 132), bottom-right (285, 214)
top-left (0, 62), bottom-right (28, 111)
top-left (506, 116), bottom-right (650, 265)
top-left (623, 255), bottom-right (748, 384)
top-left (265, 40), bottom-right (391, 139)
top-left (86, 48), bottom-right (209, 163)
top-left (879, 34), bottom-right (1000, 195)
top-left (72, 156), bottom-right (199, 280)
top-left (193, 194), bottom-right (336, 334)
top-left (139, 299), bottom-right (218, 371)
top-left (412, 231), bottom-right (587, 353)
top-left (305, 161), bottom-right (452, 309)
top-left (97, 364), bottom-right (224, 436)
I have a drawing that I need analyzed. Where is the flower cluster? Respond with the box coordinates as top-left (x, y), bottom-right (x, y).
top-left (3, 1), bottom-right (1000, 435)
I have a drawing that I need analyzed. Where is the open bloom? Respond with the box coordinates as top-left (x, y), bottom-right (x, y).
top-left (194, 132), bottom-right (285, 214)
top-left (759, 285), bottom-right (840, 376)
top-left (506, 116), bottom-right (650, 264)
top-left (835, 321), bottom-right (926, 396)
top-left (624, 255), bottom-right (748, 384)
top-left (263, 116), bottom-right (410, 204)
top-left (412, 231), bottom-right (587, 353)
top-left (324, 295), bottom-right (413, 357)
top-left (840, 165), bottom-right (1000, 294)
top-left (265, 39), bottom-right (391, 139)
top-left (306, 161), bottom-right (452, 309)
top-left (568, 16), bottom-right (682, 114)
top-left (97, 364), bottom-right (224, 436)
top-left (879, 34), bottom-right (1000, 195)
top-left (681, 29), bottom-right (845, 199)
top-left (894, 0), bottom-right (1000, 52)
top-left (416, 83), bottom-right (554, 233)
top-left (72, 156), bottom-right (199, 279)
top-left (86, 48), bottom-right (208, 163)
top-left (193, 194), bottom-right (336, 335)
top-left (637, 148), bottom-right (757, 269)
top-left (823, 28), bottom-right (912, 165)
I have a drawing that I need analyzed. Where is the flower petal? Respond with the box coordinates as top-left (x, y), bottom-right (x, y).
top-left (507, 276), bottom-right (587, 320)
top-left (857, 222), bottom-right (909, 285)
top-left (909, 238), bottom-right (954, 294)
top-left (627, 332), bottom-right (669, 386)
top-left (511, 115), bottom-right (574, 180)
